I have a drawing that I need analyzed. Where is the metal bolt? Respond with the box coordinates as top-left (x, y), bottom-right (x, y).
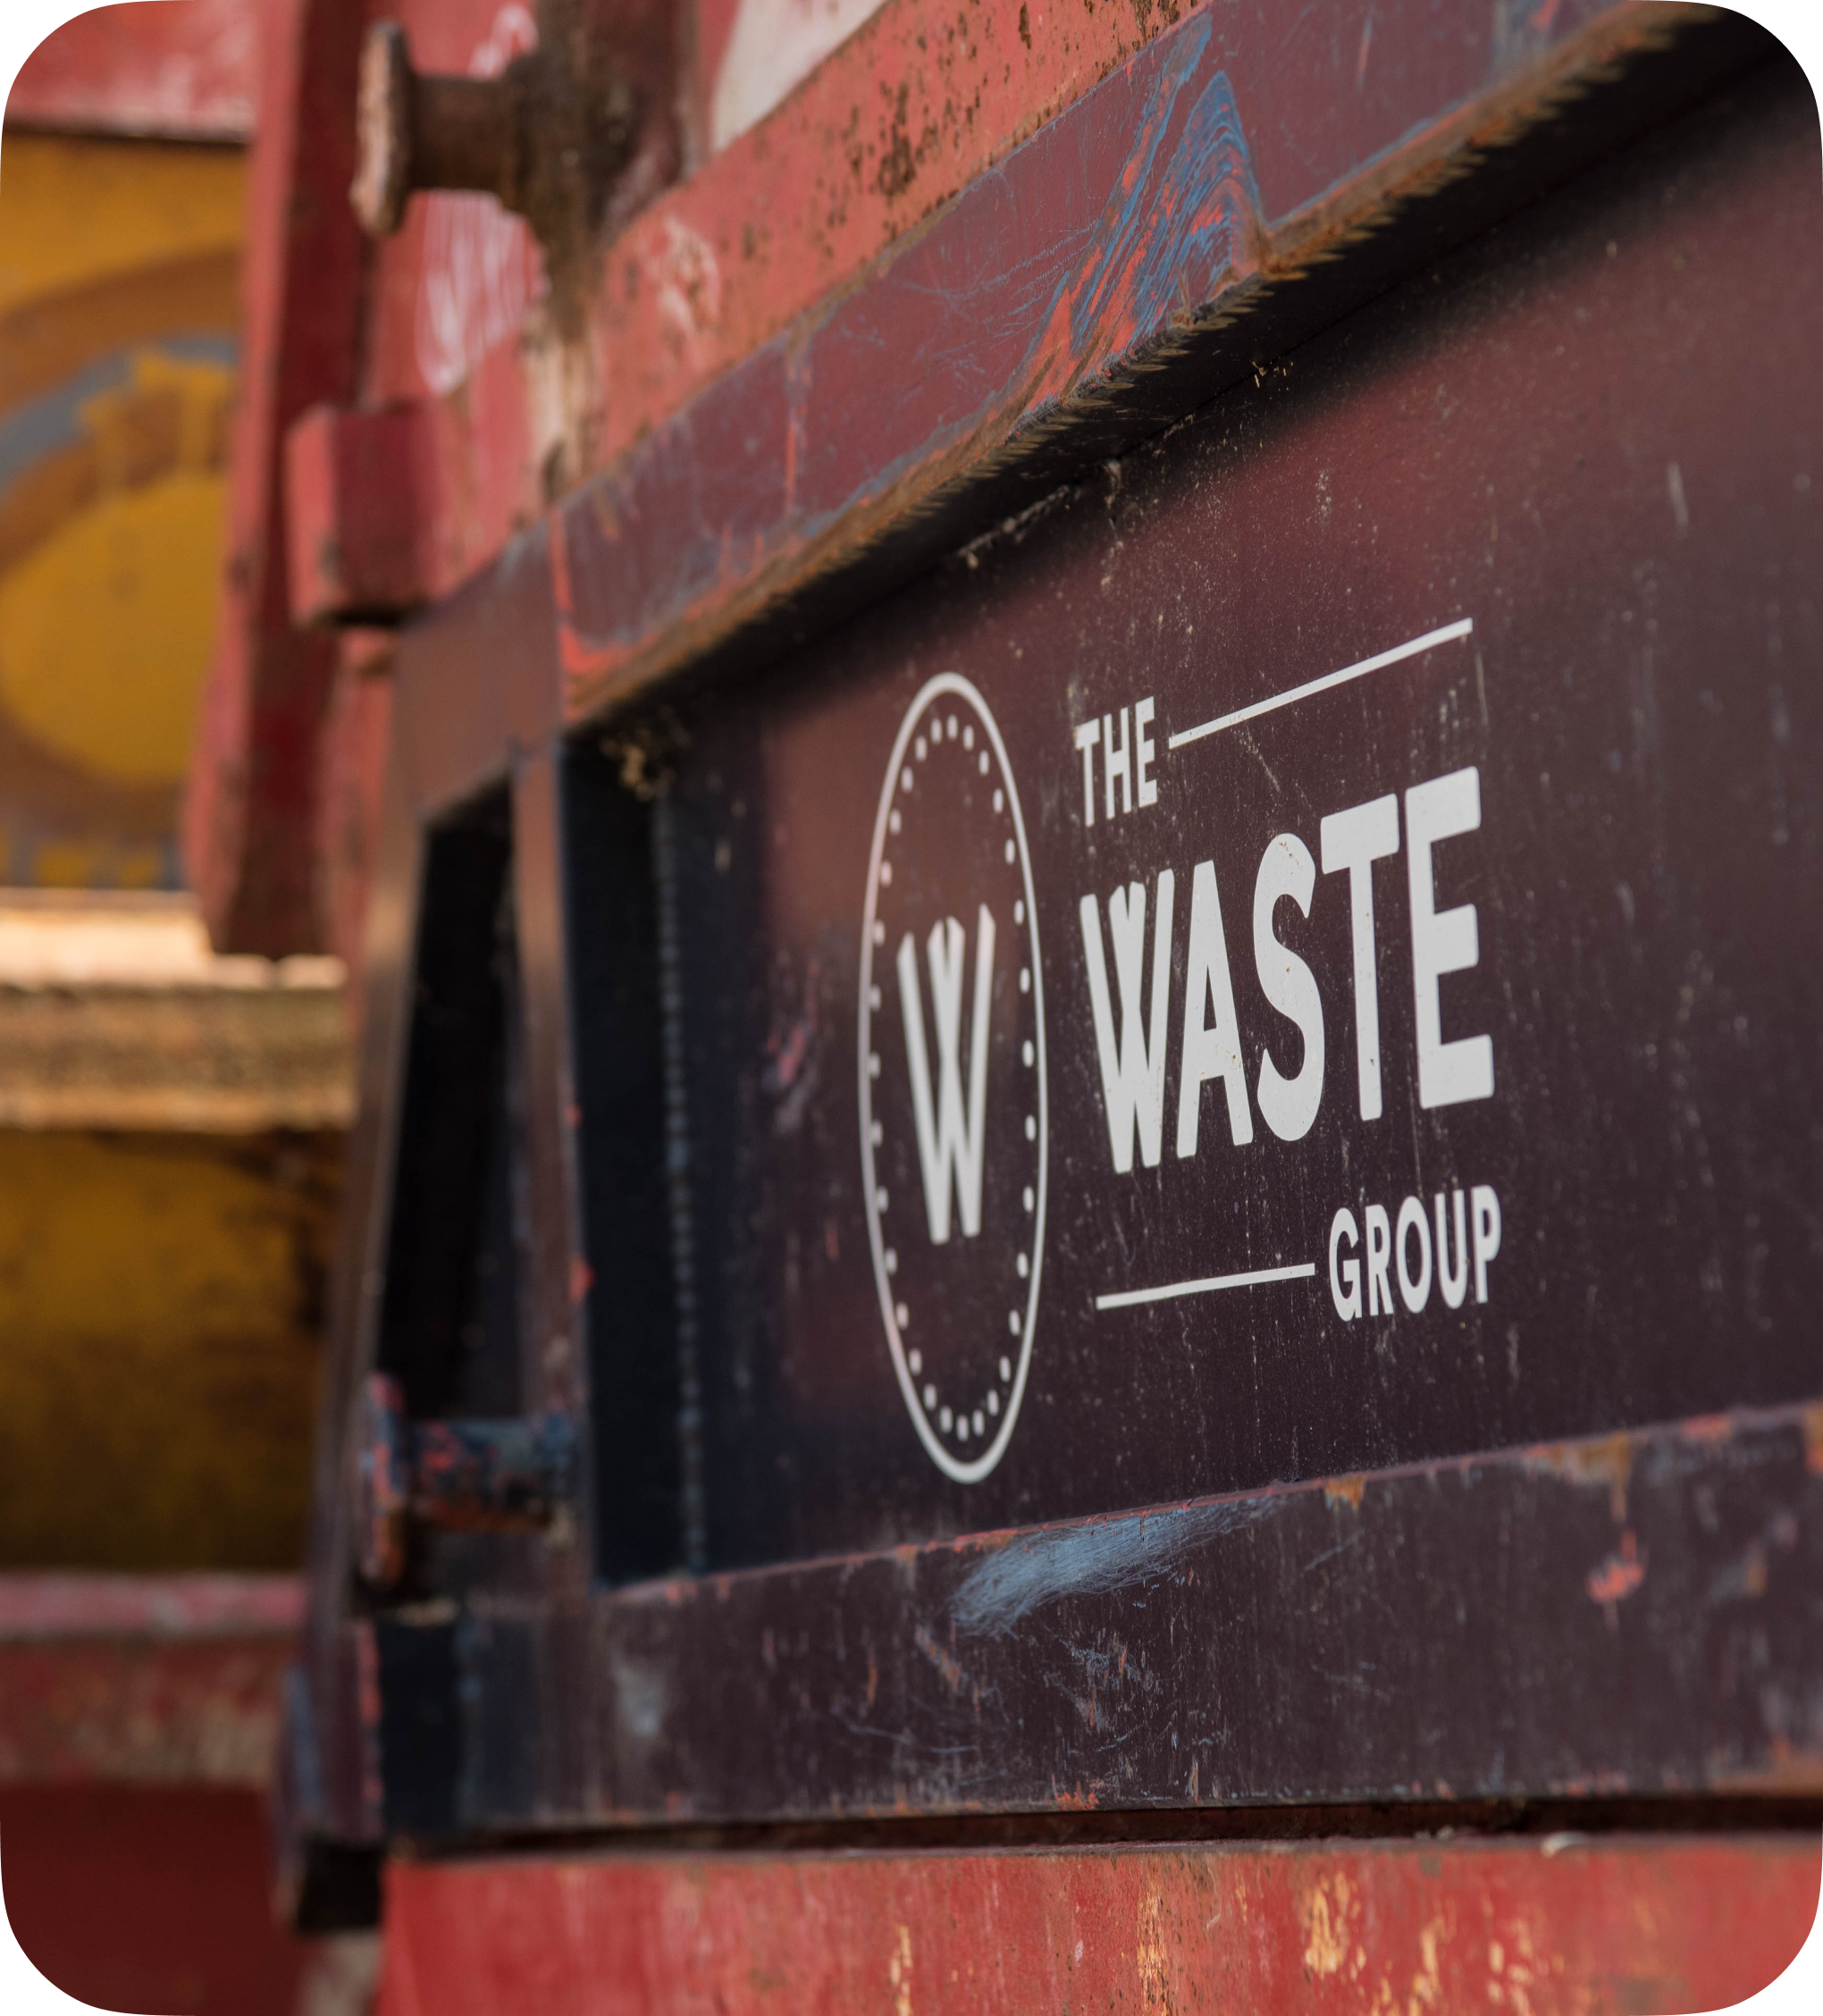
top-left (351, 21), bottom-right (527, 238)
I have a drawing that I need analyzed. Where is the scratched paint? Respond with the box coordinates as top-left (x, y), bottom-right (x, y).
top-left (373, 1832), bottom-right (1820, 2015)
top-left (950, 1499), bottom-right (1260, 1636)
top-left (575, 65), bottom-right (1823, 1571)
top-left (551, 1), bottom-right (1709, 718)
top-left (346, 0), bottom-right (1696, 648)
top-left (257, 2), bottom-right (1823, 1917)
top-left (335, 1401), bottom-right (1823, 1835)
top-left (189, 0), bottom-right (1720, 949)
top-left (551, 17), bottom-right (1269, 701)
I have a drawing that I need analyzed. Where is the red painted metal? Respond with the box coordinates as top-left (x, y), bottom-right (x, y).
top-left (550, 0), bottom-right (1712, 722)
top-left (356, 1371), bottom-right (575, 1589)
top-left (4, 0), bottom-right (256, 141)
top-left (205, 0), bottom-right (1362, 953)
top-left (0, 1573), bottom-right (305, 1641)
top-left (0, 1785), bottom-right (313, 2013)
top-left (286, 401), bottom-right (441, 626)
top-left (192, 0), bottom-right (1730, 961)
top-left (375, 1832), bottom-right (1820, 2015)
top-left (182, 0), bottom-right (369, 955)
top-left (0, 1573), bottom-right (301, 1785)
top-left (0, 1637), bottom-right (295, 1785)
top-left (349, 0), bottom-right (1407, 649)
top-left (315, 629), bottom-right (397, 987)
top-left (359, 0), bottom-right (1197, 420)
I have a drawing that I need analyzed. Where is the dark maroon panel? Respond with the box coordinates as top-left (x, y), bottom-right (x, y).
top-left (567, 61), bottom-right (1823, 1570)
top-left (576, 1402), bottom-right (1823, 1825)
top-left (307, 37), bottom-right (1823, 1860)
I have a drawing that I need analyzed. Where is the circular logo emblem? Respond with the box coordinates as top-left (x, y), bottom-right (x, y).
top-left (859, 674), bottom-right (1047, 1483)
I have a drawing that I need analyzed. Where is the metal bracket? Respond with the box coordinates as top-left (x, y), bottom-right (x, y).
top-left (357, 1373), bottom-right (577, 1591)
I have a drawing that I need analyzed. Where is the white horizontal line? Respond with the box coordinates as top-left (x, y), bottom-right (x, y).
top-left (1166, 617), bottom-right (1475, 751)
top-left (1095, 1262), bottom-right (1317, 1312)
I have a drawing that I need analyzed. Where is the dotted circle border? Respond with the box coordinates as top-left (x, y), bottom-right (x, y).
top-left (858, 672), bottom-right (1048, 1485)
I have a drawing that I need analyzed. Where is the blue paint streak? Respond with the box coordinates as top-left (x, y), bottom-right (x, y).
top-left (1069, 35), bottom-right (1261, 362)
top-left (1172, 68), bottom-right (1264, 291)
top-left (951, 1499), bottom-right (1264, 1638)
top-left (560, 13), bottom-right (1267, 656)
top-left (0, 333), bottom-right (239, 492)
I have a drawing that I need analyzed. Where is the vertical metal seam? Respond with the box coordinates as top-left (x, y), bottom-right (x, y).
top-left (651, 789), bottom-right (708, 1573)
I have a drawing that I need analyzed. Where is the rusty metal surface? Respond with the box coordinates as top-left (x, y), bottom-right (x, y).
top-left (0, 1642), bottom-right (290, 1785)
top-left (0, 1574), bottom-right (305, 1639)
top-left (295, 0), bottom-right (1823, 1878)
top-left (374, 1830), bottom-right (1821, 2016)
top-left (551, 1), bottom-right (1750, 723)
top-left (181, 0), bottom-right (368, 954)
top-left (193, 1), bottom-right (1759, 962)
top-left (346, 0), bottom-right (1186, 617)
top-left (351, 11), bottom-right (639, 265)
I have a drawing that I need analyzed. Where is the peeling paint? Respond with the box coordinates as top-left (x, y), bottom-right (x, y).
top-left (376, 1835), bottom-right (1822, 2013)
top-left (1585, 1529), bottom-right (1646, 1624)
top-left (1300, 1870), bottom-right (1356, 1978)
top-left (888, 1919), bottom-right (913, 2015)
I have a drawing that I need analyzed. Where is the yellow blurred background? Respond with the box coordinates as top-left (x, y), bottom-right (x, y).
top-left (0, 85), bottom-right (349, 1579)
top-left (0, 128), bottom-right (240, 889)
top-left (0, 8), bottom-right (358, 2008)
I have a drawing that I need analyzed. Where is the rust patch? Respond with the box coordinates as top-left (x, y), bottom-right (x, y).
top-left (559, 4), bottom-right (1714, 729)
top-left (1134, 1890), bottom-right (1173, 2011)
top-left (876, 83), bottom-right (918, 198)
top-left (1323, 1474), bottom-right (1366, 1511)
top-left (1710, 1745), bottom-right (1823, 1794)
top-left (1804, 1400), bottom-right (1823, 1474)
top-left (913, 1620), bottom-right (976, 1701)
top-left (1585, 1529), bottom-right (1646, 1625)
top-left (1523, 1429), bottom-right (1633, 1523)
top-left (1679, 1412), bottom-right (1738, 1446)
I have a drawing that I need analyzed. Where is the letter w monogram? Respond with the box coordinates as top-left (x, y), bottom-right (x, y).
top-left (896, 908), bottom-right (996, 1244)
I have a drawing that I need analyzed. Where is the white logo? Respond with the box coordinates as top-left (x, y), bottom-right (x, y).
top-left (859, 675), bottom-right (1047, 1483)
